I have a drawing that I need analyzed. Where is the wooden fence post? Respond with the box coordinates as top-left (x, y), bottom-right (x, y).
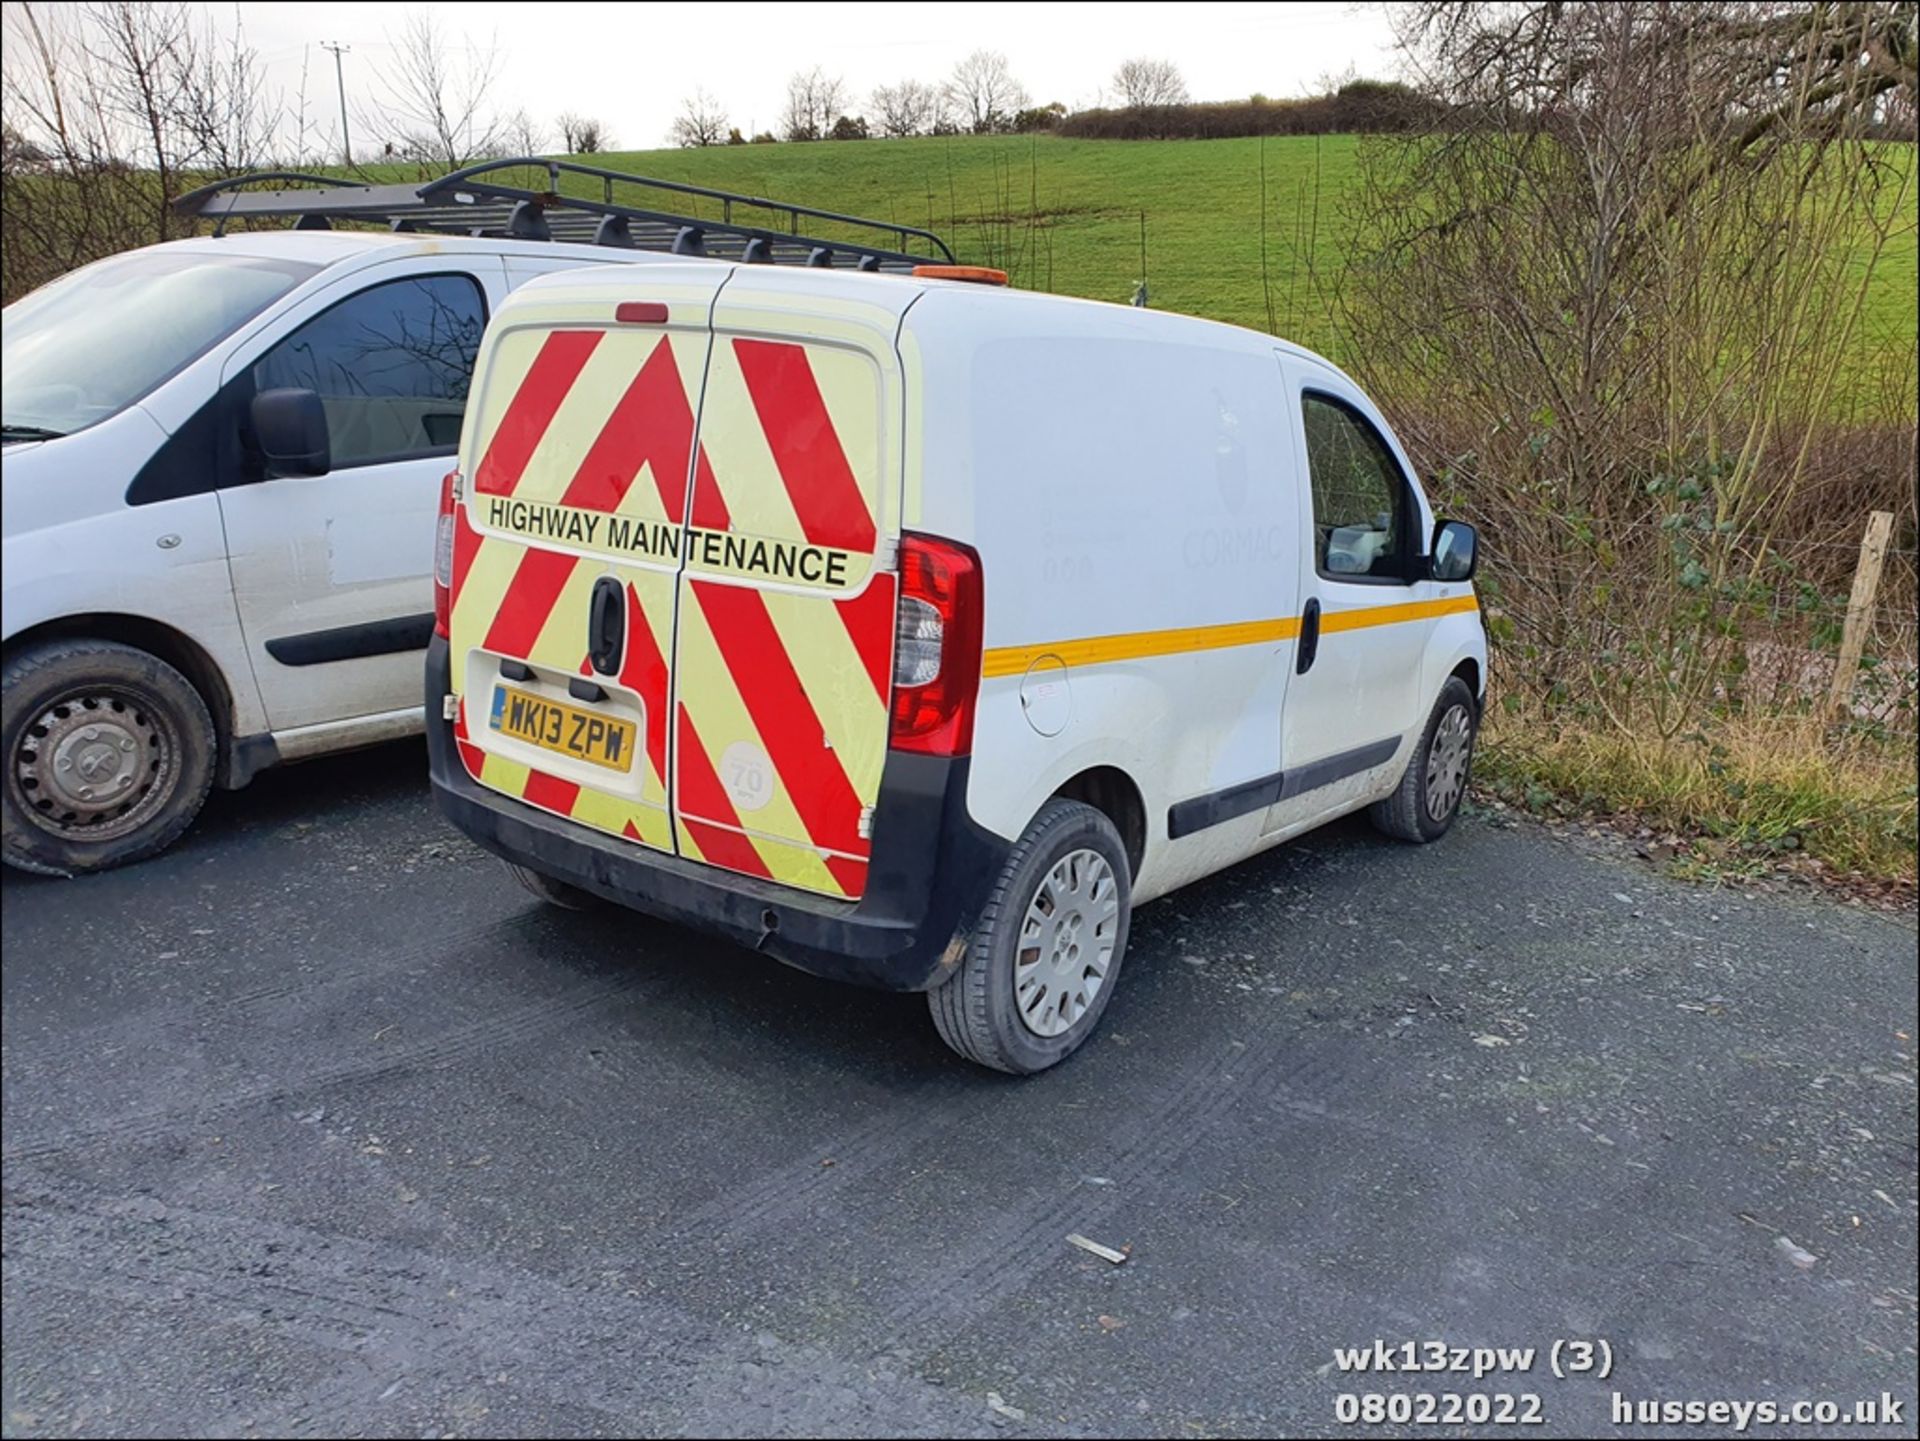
top-left (1828, 509), bottom-right (1894, 720)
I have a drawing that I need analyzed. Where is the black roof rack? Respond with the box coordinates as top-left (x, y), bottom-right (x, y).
top-left (173, 157), bottom-right (955, 274)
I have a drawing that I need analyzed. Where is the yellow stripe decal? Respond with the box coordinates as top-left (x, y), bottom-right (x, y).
top-left (980, 595), bottom-right (1477, 678)
top-left (1320, 592), bottom-right (1481, 634)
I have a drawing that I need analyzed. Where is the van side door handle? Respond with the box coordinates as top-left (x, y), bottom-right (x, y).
top-left (588, 576), bottom-right (625, 675)
top-left (1296, 598), bottom-right (1320, 675)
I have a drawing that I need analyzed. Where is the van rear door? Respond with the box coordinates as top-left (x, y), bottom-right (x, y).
top-left (447, 269), bottom-right (723, 851)
top-left (667, 275), bottom-right (905, 900)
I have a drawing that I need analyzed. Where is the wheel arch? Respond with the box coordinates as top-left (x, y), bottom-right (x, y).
top-left (1049, 764), bottom-right (1146, 880)
top-left (1449, 656), bottom-right (1482, 711)
top-left (3, 614), bottom-right (249, 786)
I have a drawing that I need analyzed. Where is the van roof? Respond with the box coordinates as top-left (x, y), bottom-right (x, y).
top-left (125, 228), bottom-right (688, 271)
top-left (498, 258), bottom-right (1346, 376)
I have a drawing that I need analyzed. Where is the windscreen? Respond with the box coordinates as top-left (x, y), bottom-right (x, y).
top-left (1, 248), bottom-right (318, 439)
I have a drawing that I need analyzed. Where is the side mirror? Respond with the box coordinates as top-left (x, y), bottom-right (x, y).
top-left (250, 388), bottom-right (330, 477)
top-left (1430, 519), bottom-right (1478, 582)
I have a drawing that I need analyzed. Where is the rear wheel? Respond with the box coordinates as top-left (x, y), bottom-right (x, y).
top-left (929, 798), bottom-right (1131, 1074)
top-left (504, 860), bottom-right (599, 910)
top-left (1369, 675), bottom-right (1478, 843)
top-left (2, 639), bottom-right (216, 875)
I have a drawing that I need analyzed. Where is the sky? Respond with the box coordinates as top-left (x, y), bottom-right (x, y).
top-left (233, 1), bottom-right (1401, 157)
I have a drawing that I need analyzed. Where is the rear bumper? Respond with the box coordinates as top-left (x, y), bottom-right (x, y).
top-left (425, 635), bottom-right (1008, 992)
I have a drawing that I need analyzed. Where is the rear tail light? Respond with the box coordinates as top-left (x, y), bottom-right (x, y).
top-left (889, 533), bottom-right (983, 756)
top-left (432, 469), bottom-right (459, 639)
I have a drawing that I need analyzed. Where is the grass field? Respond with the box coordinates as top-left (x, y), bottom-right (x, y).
top-left (498, 132), bottom-right (1917, 389)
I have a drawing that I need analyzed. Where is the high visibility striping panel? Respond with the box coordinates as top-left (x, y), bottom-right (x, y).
top-left (671, 586), bottom-right (830, 856)
top-left (557, 336), bottom-right (701, 523)
top-left (482, 547), bottom-right (580, 660)
top-left (522, 767), bottom-right (582, 815)
top-left (674, 708), bottom-right (774, 880)
top-left (832, 578), bottom-right (897, 702)
top-left (617, 581), bottom-right (675, 794)
top-left (472, 330), bottom-right (603, 496)
top-left (692, 578), bottom-right (867, 859)
top-left (759, 580), bottom-right (892, 810)
top-left (731, 338), bottom-right (878, 554)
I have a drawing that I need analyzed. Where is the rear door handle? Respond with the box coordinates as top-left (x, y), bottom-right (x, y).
top-left (1297, 598), bottom-right (1320, 675)
top-left (588, 576), bottom-right (625, 675)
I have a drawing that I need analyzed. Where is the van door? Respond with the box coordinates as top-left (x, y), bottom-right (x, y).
top-left (220, 266), bottom-right (496, 731)
top-left (1264, 359), bottom-right (1442, 834)
top-left (667, 276), bottom-right (902, 900)
top-left (447, 270), bottom-right (725, 852)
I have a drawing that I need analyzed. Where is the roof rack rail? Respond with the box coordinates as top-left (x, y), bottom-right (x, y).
top-left (173, 157), bottom-right (956, 274)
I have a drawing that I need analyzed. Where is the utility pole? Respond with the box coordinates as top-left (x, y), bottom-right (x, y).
top-left (322, 41), bottom-right (351, 166)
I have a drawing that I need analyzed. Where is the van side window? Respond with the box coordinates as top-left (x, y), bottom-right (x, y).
top-left (1301, 393), bottom-right (1412, 582)
top-left (251, 273), bottom-right (486, 470)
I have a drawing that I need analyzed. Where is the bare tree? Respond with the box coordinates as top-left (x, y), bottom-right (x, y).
top-left (174, 7), bottom-right (276, 174)
top-left (557, 113), bottom-right (610, 154)
top-left (364, 10), bottom-right (506, 170)
top-left (497, 107), bottom-right (545, 157)
top-left (1113, 57), bottom-right (1189, 107)
top-left (871, 79), bottom-right (943, 137)
top-left (1343, 0), bottom-right (1917, 737)
top-left (670, 88), bottom-right (729, 147)
top-left (782, 66), bottom-right (847, 140)
top-left (946, 49), bottom-right (1028, 133)
top-left (86, 1), bottom-right (196, 234)
top-left (2, 1), bottom-right (282, 296)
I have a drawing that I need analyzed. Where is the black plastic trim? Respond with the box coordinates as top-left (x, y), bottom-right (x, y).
top-left (1278, 737), bottom-right (1400, 800)
top-left (1166, 772), bottom-right (1284, 839)
top-left (265, 613), bottom-right (435, 667)
top-left (1165, 736), bottom-right (1402, 840)
top-left (219, 731), bottom-right (281, 789)
top-left (500, 659), bottom-right (534, 682)
top-left (425, 636), bottom-right (1010, 991)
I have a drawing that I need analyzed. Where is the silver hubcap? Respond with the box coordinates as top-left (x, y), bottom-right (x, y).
top-left (11, 689), bottom-right (178, 842)
top-left (1425, 703), bottom-right (1474, 822)
top-left (1015, 848), bottom-right (1120, 1038)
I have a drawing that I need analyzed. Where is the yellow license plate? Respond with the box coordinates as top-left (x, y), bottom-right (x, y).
top-left (489, 685), bottom-right (636, 772)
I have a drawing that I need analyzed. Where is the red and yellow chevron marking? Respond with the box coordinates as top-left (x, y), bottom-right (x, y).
top-left (450, 323), bottom-right (894, 901)
top-left (449, 325), bottom-right (714, 854)
top-left (668, 336), bottom-right (893, 900)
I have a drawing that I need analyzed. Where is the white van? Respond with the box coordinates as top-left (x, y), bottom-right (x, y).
top-left (428, 261), bottom-right (1486, 1072)
top-left (1, 161), bottom-right (951, 874)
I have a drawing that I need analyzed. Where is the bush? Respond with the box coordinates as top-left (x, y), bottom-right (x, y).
top-left (829, 114), bottom-right (869, 141)
top-left (1014, 102), bottom-right (1066, 133)
top-left (1057, 82), bottom-right (1439, 141)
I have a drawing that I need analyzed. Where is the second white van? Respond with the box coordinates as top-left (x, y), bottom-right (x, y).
top-left (427, 261), bottom-right (1486, 1072)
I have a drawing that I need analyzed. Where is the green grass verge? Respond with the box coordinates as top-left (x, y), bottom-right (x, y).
top-left (1476, 713), bottom-right (1918, 889)
top-left (517, 132), bottom-right (1913, 399)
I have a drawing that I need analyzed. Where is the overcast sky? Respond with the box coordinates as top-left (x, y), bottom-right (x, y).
top-left (236, 1), bottom-right (1400, 155)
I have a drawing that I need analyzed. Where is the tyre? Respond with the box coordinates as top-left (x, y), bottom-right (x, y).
top-left (2, 639), bottom-right (217, 875)
top-left (504, 859), bottom-right (598, 910)
top-left (1369, 675), bottom-right (1478, 844)
top-left (929, 798), bottom-right (1132, 1075)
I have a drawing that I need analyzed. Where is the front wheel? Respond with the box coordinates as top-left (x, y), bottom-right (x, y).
top-left (2, 639), bottom-right (217, 875)
top-left (929, 798), bottom-right (1132, 1075)
top-left (1369, 675), bottom-right (1479, 844)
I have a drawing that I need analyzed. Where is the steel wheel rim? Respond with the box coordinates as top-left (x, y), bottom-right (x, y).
top-left (9, 685), bottom-right (180, 843)
top-left (1014, 847), bottom-right (1120, 1038)
top-left (1425, 703), bottom-right (1474, 822)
